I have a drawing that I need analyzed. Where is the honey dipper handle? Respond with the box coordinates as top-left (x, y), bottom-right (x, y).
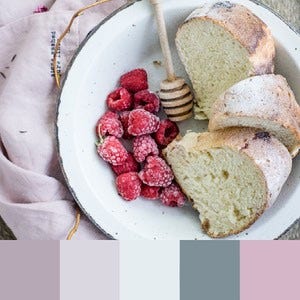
top-left (150, 0), bottom-right (176, 81)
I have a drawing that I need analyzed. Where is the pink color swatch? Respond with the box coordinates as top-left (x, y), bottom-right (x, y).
top-left (240, 241), bottom-right (300, 300)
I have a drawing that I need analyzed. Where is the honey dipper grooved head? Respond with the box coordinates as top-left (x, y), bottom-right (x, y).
top-left (159, 77), bottom-right (194, 122)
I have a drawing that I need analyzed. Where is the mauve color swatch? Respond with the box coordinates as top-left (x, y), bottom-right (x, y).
top-left (240, 241), bottom-right (300, 300)
top-left (180, 241), bottom-right (240, 300)
top-left (60, 241), bottom-right (119, 300)
top-left (0, 241), bottom-right (60, 300)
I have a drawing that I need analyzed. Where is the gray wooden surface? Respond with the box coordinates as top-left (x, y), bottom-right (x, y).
top-left (0, 0), bottom-right (300, 240)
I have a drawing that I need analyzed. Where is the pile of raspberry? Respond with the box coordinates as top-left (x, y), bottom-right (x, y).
top-left (95, 68), bottom-right (186, 207)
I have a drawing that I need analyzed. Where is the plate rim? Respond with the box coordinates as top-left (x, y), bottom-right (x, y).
top-left (56, 0), bottom-right (300, 240)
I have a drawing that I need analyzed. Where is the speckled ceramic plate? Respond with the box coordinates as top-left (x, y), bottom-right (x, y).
top-left (57, 0), bottom-right (300, 240)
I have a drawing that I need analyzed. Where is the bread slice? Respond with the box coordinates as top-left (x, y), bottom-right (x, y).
top-left (175, 2), bottom-right (275, 120)
top-left (163, 128), bottom-right (291, 238)
top-left (209, 74), bottom-right (300, 157)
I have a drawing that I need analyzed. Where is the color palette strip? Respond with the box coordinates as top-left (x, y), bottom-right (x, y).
top-left (0, 241), bottom-right (299, 300)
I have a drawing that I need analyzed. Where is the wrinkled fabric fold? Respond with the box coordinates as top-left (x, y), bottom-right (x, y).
top-left (0, 0), bottom-right (126, 239)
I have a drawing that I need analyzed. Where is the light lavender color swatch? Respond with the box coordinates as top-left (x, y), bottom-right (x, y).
top-left (60, 241), bottom-right (119, 300)
top-left (0, 241), bottom-right (60, 300)
top-left (120, 241), bottom-right (179, 300)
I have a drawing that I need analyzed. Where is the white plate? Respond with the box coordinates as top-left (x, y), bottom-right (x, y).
top-left (57, 0), bottom-right (300, 240)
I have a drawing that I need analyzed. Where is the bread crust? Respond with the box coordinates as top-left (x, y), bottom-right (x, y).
top-left (181, 2), bottom-right (275, 74)
top-left (164, 128), bottom-right (292, 238)
top-left (209, 74), bottom-right (300, 156)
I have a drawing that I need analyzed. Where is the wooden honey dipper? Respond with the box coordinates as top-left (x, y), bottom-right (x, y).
top-left (150, 0), bottom-right (194, 122)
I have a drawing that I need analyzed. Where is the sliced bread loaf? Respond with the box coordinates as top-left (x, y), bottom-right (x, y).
top-left (175, 1), bottom-right (275, 120)
top-left (163, 128), bottom-right (291, 238)
top-left (209, 74), bottom-right (300, 157)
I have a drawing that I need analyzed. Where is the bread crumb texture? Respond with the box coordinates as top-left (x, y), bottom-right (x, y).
top-left (164, 128), bottom-right (291, 237)
top-left (175, 2), bottom-right (275, 120)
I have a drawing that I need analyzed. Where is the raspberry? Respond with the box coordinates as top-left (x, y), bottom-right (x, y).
top-left (96, 111), bottom-right (123, 138)
top-left (128, 109), bottom-right (160, 136)
top-left (97, 136), bottom-right (128, 166)
top-left (139, 156), bottom-right (174, 187)
top-left (106, 87), bottom-right (133, 112)
top-left (120, 69), bottom-right (148, 93)
top-left (116, 172), bottom-right (142, 201)
top-left (134, 90), bottom-right (160, 113)
top-left (119, 111), bottom-right (133, 139)
top-left (133, 135), bottom-right (159, 162)
top-left (154, 119), bottom-right (179, 147)
top-left (111, 152), bottom-right (139, 175)
top-left (141, 185), bottom-right (160, 200)
top-left (160, 183), bottom-right (186, 207)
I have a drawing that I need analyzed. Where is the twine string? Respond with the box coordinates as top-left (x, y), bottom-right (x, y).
top-left (53, 0), bottom-right (113, 239)
top-left (66, 207), bottom-right (81, 240)
top-left (53, 0), bottom-right (112, 88)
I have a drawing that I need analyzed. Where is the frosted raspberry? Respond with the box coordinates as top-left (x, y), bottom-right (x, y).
top-left (160, 183), bottom-right (186, 207)
top-left (106, 87), bottom-right (133, 112)
top-left (120, 69), bottom-right (148, 93)
top-left (119, 111), bottom-right (133, 139)
top-left (134, 90), bottom-right (160, 113)
top-left (116, 172), bottom-right (142, 201)
top-left (97, 136), bottom-right (128, 166)
top-left (111, 152), bottom-right (139, 175)
top-left (154, 119), bottom-right (179, 147)
top-left (139, 156), bottom-right (174, 187)
top-left (128, 109), bottom-right (160, 136)
top-left (96, 111), bottom-right (123, 138)
top-left (133, 135), bottom-right (159, 163)
top-left (141, 185), bottom-right (160, 200)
